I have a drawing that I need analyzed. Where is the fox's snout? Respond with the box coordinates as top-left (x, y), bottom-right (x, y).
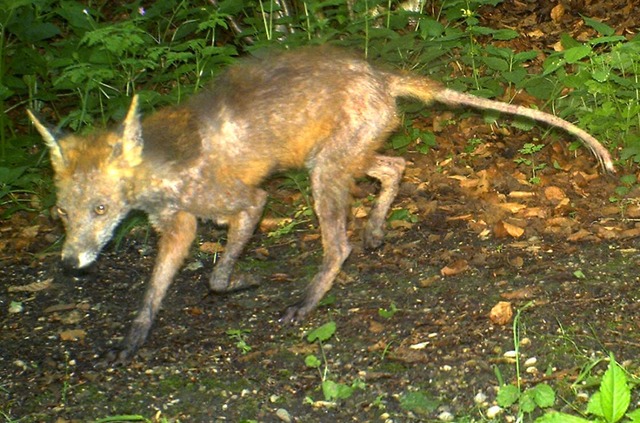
top-left (61, 255), bottom-right (82, 271)
top-left (60, 248), bottom-right (98, 271)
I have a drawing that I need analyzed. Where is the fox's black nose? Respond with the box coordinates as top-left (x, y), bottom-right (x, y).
top-left (61, 256), bottom-right (81, 271)
top-left (60, 256), bottom-right (95, 279)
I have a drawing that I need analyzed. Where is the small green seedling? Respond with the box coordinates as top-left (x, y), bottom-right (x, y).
top-left (226, 329), bottom-right (252, 354)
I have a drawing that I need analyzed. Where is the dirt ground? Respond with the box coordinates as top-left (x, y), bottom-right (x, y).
top-left (2, 1), bottom-right (640, 422)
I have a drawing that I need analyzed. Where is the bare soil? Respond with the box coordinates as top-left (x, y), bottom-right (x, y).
top-left (2, 2), bottom-right (640, 422)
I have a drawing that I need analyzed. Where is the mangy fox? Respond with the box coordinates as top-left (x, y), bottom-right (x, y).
top-left (28, 47), bottom-right (614, 364)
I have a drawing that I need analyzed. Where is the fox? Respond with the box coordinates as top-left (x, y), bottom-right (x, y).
top-left (28, 47), bottom-right (615, 364)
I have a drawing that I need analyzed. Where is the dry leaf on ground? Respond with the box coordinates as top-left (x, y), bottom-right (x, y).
top-left (489, 301), bottom-right (513, 325)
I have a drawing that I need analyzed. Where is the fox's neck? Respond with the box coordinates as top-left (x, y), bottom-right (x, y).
top-left (125, 163), bottom-right (187, 212)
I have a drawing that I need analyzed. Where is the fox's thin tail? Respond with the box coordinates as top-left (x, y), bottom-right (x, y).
top-left (388, 74), bottom-right (615, 174)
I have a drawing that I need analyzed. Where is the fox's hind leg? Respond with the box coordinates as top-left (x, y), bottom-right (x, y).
top-left (209, 189), bottom-right (268, 292)
top-left (363, 155), bottom-right (406, 249)
top-left (281, 165), bottom-right (353, 322)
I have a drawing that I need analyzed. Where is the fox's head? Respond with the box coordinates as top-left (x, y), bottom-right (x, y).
top-left (28, 96), bottom-right (144, 269)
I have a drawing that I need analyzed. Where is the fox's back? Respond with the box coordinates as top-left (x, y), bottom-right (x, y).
top-left (189, 48), bottom-right (398, 181)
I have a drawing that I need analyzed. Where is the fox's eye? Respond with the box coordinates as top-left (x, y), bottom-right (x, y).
top-left (94, 204), bottom-right (107, 215)
top-left (56, 207), bottom-right (67, 217)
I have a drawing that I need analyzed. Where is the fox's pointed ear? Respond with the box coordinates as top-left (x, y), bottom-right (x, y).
top-left (27, 109), bottom-right (66, 170)
top-left (117, 95), bottom-right (144, 167)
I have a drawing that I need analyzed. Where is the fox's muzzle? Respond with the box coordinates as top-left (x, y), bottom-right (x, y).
top-left (61, 255), bottom-right (82, 271)
top-left (61, 247), bottom-right (99, 270)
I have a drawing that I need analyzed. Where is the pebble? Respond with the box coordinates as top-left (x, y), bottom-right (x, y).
top-left (526, 366), bottom-right (539, 374)
top-left (486, 405), bottom-right (502, 419)
top-left (438, 411), bottom-right (454, 421)
top-left (275, 408), bottom-right (292, 423)
top-left (473, 391), bottom-right (487, 405)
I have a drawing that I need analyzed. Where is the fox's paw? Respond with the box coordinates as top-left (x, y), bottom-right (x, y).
top-left (208, 273), bottom-right (261, 294)
top-left (279, 302), bottom-right (314, 324)
top-left (95, 347), bottom-right (135, 368)
top-left (362, 224), bottom-right (385, 250)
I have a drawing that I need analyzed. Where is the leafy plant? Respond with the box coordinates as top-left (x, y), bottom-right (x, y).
top-left (378, 302), bottom-right (398, 319)
top-left (514, 142), bottom-right (547, 184)
top-left (387, 208), bottom-right (418, 224)
top-left (494, 302), bottom-right (557, 419)
top-left (497, 382), bottom-right (555, 417)
top-left (399, 391), bottom-right (441, 416)
top-left (389, 118), bottom-right (437, 153)
top-left (608, 174), bottom-right (637, 203)
top-left (226, 328), bottom-right (252, 354)
top-left (304, 321), bottom-right (364, 402)
top-left (536, 354), bottom-right (640, 423)
top-left (538, 19), bottom-right (639, 159)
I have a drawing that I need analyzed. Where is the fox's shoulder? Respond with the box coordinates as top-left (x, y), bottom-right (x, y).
top-left (141, 105), bottom-right (204, 164)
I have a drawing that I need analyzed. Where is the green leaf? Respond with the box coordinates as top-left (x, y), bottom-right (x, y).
top-left (322, 380), bottom-right (354, 401)
top-left (619, 174), bottom-right (636, 185)
top-left (614, 186), bottom-right (630, 197)
top-left (399, 391), bottom-right (440, 416)
top-left (416, 131), bottom-right (436, 154)
top-left (535, 412), bottom-right (592, 423)
top-left (378, 303), bottom-right (397, 319)
top-left (533, 384), bottom-right (556, 408)
top-left (514, 50), bottom-right (539, 62)
top-left (504, 69), bottom-right (527, 85)
top-left (482, 56), bottom-right (509, 72)
top-left (492, 28), bottom-right (519, 40)
top-left (306, 321), bottom-right (336, 343)
top-left (56, 0), bottom-right (95, 32)
top-left (563, 45), bottom-right (592, 64)
top-left (560, 33), bottom-right (581, 49)
top-left (582, 16), bottom-right (615, 36)
top-left (589, 35), bottom-right (626, 46)
top-left (542, 56), bottom-right (566, 76)
top-left (520, 389), bottom-right (537, 413)
top-left (22, 22), bottom-right (61, 42)
top-left (587, 392), bottom-right (604, 417)
top-left (469, 25), bottom-right (496, 36)
top-left (304, 355), bottom-right (321, 368)
top-left (523, 76), bottom-right (556, 100)
top-left (419, 17), bottom-right (445, 38)
top-left (592, 69), bottom-right (611, 83)
top-left (626, 409), bottom-right (640, 423)
top-left (497, 384), bottom-right (520, 407)
top-left (600, 356), bottom-right (630, 423)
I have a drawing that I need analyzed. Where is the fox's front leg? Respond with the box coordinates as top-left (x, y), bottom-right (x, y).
top-left (209, 189), bottom-right (267, 292)
top-left (102, 211), bottom-right (197, 365)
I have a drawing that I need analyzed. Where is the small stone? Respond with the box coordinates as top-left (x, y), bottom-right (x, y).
top-left (519, 337), bottom-right (531, 347)
top-left (276, 408), bottom-right (292, 423)
top-left (438, 411), bottom-right (454, 421)
top-left (473, 391), bottom-right (487, 405)
top-left (503, 350), bottom-right (517, 358)
top-left (487, 405), bottom-right (502, 419)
